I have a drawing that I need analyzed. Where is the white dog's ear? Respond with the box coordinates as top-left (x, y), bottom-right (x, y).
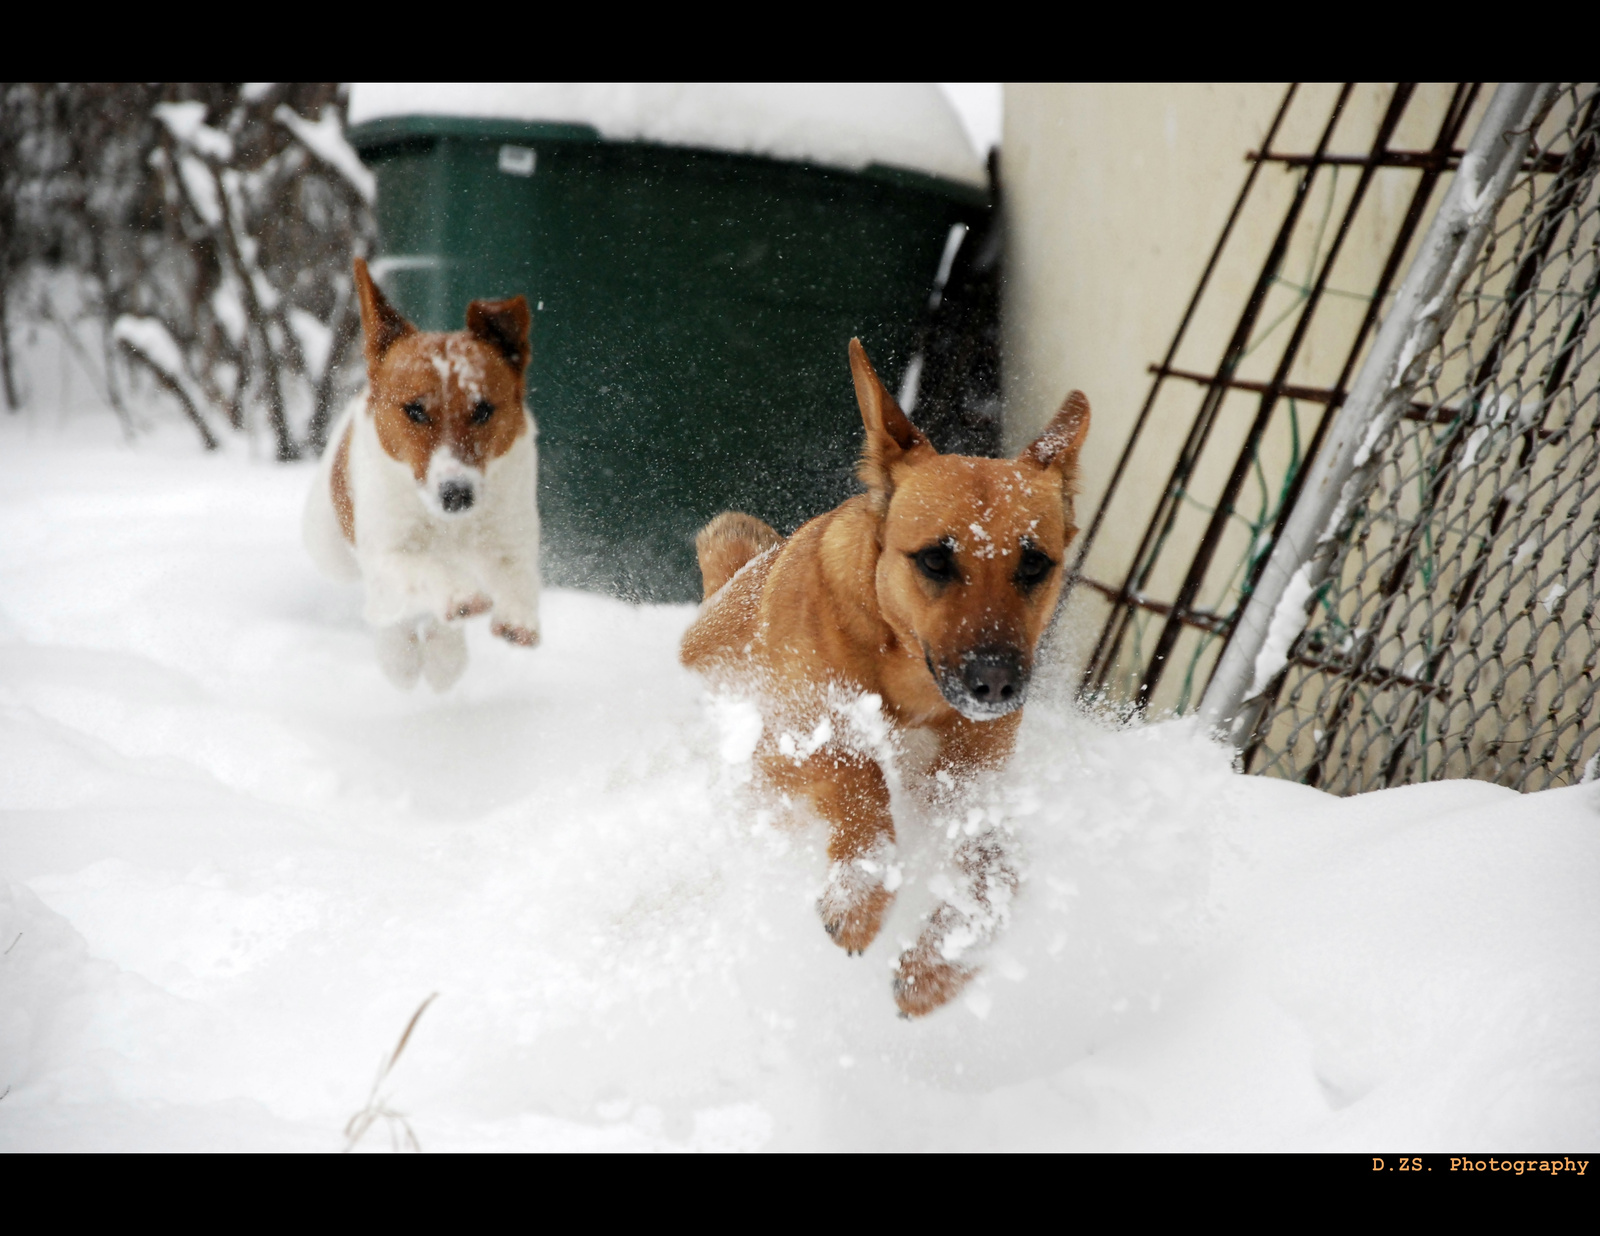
top-left (850, 338), bottom-right (930, 506)
top-left (354, 258), bottom-right (415, 374)
top-left (467, 296), bottom-right (532, 374)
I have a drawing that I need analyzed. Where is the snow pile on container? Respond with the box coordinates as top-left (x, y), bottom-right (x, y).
top-left (0, 414), bottom-right (1596, 1151)
top-left (347, 83), bottom-right (987, 189)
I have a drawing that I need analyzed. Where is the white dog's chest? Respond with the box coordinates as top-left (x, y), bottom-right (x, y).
top-left (304, 395), bottom-right (541, 641)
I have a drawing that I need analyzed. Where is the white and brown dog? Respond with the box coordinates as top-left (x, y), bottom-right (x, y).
top-left (303, 259), bottom-right (541, 690)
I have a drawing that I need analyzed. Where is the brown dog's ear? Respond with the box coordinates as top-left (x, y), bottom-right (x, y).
top-left (850, 338), bottom-right (929, 502)
top-left (467, 295), bottom-right (532, 374)
top-left (1021, 390), bottom-right (1091, 484)
top-left (354, 257), bottom-right (415, 373)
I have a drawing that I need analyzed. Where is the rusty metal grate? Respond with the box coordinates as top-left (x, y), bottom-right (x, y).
top-left (1068, 83), bottom-right (1490, 720)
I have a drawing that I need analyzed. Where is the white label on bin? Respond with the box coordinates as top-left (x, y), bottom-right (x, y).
top-left (498, 145), bottom-right (536, 177)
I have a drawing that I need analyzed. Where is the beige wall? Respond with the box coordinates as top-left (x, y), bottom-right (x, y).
top-left (1001, 83), bottom-right (1288, 474)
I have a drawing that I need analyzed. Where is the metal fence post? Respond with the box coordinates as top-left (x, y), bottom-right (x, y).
top-left (1199, 82), bottom-right (1558, 746)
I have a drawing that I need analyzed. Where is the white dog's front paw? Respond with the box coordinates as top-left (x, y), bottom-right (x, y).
top-left (446, 593), bottom-right (493, 622)
top-left (363, 587), bottom-right (413, 630)
top-left (491, 617), bottom-right (540, 648)
top-left (420, 620), bottom-right (468, 690)
top-left (375, 623), bottom-right (423, 689)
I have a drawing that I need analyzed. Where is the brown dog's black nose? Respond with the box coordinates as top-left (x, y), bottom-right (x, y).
top-left (962, 649), bottom-right (1024, 705)
top-left (439, 480), bottom-right (475, 513)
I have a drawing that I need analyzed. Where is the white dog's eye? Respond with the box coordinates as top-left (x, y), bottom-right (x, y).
top-left (471, 399), bottom-right (494, 426)
top-left (403, 400), bottom-right (430, 426)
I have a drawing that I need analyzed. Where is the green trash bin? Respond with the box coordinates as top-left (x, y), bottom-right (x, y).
top-left (347, 85), bottom-right (987, 602)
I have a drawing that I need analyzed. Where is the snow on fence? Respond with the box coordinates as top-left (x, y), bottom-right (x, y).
top-left (1232, 85), bottom-right (1600, 791)
top-left (1068, 82), bottom-right (1600, 794)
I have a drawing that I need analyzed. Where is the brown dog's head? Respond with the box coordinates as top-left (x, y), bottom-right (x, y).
top-left (850, 339), bottom-right (1089, 721)
top-left (354, 257), bottom-right (532, 518)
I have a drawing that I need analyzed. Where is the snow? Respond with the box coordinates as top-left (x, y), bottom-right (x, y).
top-left (286, 309), bottom-right (332, 383)
top-left (109, 316), bottom-right (210, 418)
top-left (937, 83), bottom-right (1002, 157)
top-left (176, 154), bottom-right (223, 226)
top-left (211, 278), bottom-right (248, 347)
top-left (110, 316), bottom-right (185, 378)
top-left (153, 101), bottom-right (234, 162)
top-left (1248, 563), bottom-right (1316, 699)
top-left (347, 84), bottom-right (986, 189)
top-left (1458, 425), bottom-right (1491, 473)
top-left (273, 105), bottom-right (376, 203)
top-left (1350, 406), bottom-right (1391, 470)
top-left (1457, 151), bottom-right (1495, 222)
top-left (2, 414), bottom-right (1597, 1151)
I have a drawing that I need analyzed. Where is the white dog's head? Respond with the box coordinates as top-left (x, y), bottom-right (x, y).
top-left (354, 258), bottom-right (530, 517)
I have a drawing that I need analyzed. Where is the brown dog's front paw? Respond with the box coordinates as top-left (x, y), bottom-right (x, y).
top-left (818, 881), bottom-right (892, 954)
top-left (491, 620), bottom-right (540, 647)
top-left (450, 594), bottom-right (493, 620)
top-left (892, 946), bottom-right (975, 1018)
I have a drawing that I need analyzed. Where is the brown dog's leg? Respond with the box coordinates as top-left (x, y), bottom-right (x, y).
top-left (759, 746), bottom-right (896, 954)
top-left (927, 711), bottom-right (1021, 792)
top-left (893, 829), bottom-right (1017, 1017)
top-left (895, 713), bottom-right (1021, 1017)
top-left (892, 905), bottom-right (974, 1015)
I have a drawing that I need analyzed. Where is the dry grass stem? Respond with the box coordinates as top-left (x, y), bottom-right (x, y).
top-left (342, 992), bottom-right (437, 1153)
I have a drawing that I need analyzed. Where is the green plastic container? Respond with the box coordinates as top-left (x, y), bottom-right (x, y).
top-left (348, 115), bottom-right (984, 602)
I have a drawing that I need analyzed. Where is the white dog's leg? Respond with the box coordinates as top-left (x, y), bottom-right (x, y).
top-left (480, 552), bottom-right (541, 648)
top-left (375, 621), bottom-right (424, 689)
top-left (363, 551), bottom-right (481, 628)
top-left (420, 618), bottom-right (469, 691)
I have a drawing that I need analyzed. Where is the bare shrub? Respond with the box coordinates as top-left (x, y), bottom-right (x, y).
top-left (0, 83), bottom-right (374, 459)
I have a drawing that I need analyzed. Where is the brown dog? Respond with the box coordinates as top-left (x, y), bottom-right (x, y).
top-left (681, 339), bottom-right (1090, 1016)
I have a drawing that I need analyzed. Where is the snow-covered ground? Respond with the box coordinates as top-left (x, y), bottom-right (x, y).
top-left (2, 413), bottom-right (1597, 1152)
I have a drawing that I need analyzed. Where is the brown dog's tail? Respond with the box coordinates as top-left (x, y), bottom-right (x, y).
top-left (695, 511), bottom-right (782, 599)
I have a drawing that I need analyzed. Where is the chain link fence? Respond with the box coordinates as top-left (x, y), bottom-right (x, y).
top-left (1241, 85), bottom-right (1600, 791)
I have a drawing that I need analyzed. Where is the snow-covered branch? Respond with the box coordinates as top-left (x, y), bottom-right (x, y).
top-left (112, 314), bottom-right (219, 449)
top-left (274, 104), bottom-right (375, 203)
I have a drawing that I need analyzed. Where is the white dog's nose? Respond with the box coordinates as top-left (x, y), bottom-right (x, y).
top-left (438, 479), bottom-right (475, 513)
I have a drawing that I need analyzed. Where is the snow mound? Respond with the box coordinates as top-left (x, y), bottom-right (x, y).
top-left (347, 83), bottom-right (987, 189)
top-left (1, 414), bottom-right (1596, 1150)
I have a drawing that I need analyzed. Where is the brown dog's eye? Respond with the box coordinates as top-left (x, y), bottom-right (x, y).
top-left (1016, 548), bottom-right (1055, 588)
top-left (913, 544), bottom-right (956, 583)
top-left (471, 400), bottom-right (494, 426)
top-left (403, 400), bottom-right (430, 425)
